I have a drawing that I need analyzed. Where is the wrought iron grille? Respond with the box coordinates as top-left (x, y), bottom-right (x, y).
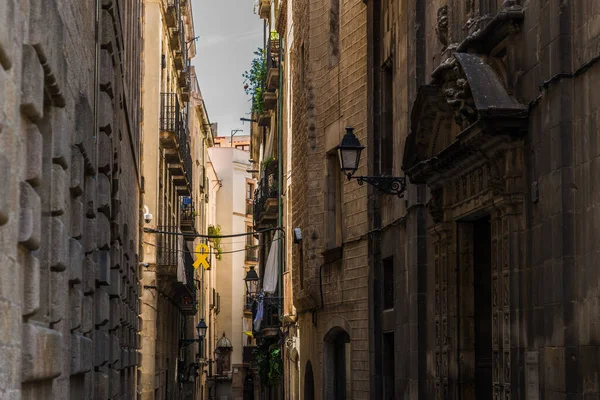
top-left (160, 93), bottom-right (180, 132)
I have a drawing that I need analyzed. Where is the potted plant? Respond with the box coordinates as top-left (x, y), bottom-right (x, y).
top-left (242, 48), bottom-right (267, 116)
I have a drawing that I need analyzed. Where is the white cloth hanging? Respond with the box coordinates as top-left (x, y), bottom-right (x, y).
top-left (262, 231), bottom-right (280, 294)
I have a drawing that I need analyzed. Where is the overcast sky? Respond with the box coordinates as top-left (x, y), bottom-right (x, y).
top-left (191, 0), bottom-right (264, 138)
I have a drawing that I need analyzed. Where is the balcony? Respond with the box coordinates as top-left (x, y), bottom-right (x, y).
top-left (266, 38), bottom-right (280, 90)
top-left (253, 161), bottom-right (278, 228)
top-left (160, 93), bottom-right (192, 196)
top-left (252, 296), bottom-right (281, 338)
top-left (156, 227), bottom-right (183, 278)
top-left (245, 247), bottom-right (258, 263)
top-left (173, 242), bottom-right (197, 316)
top-left (243, 346), bottom-right (256, 365)
top-left (174, 19), bottom-right (187, 71)
top-left (258, 0), bottom-right (270, 19)
top-left (180, 197), bottom-right (196, 237)
top-left (263, 91), bottom-right (277, 111)
top-left (164, 0), bottom-right (179, 28)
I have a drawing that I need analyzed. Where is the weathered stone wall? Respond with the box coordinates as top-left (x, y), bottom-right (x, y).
top-left (0, 0), bottom-right (142, 398)
top-left (290, 0), bottom-right (370, 398)
top-left (377, 0), bottom-right (600, 398)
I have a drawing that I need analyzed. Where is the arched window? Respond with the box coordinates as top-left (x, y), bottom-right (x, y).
top-left (304, 360), bottom-right (315, 400)
top-left (323, 328), bottom-right (351, 399)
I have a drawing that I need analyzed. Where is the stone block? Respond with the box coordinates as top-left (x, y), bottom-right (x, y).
top-left (22, 254), bottom-right (40, 317)
top-left (0, 154), bottom-right (10, 225)
top-left (26, 124), bottom-right (43, 187)
top-left (70, 287), bottom-right (82, 331)
top-left (96, 249), bottom-right (111, 285)
top-left (70, 334), bottom-right (92, 375)
top-left (18, 181), bottom-right (41, 250)
top-left (0, 0), bottom-right (15, 69)
top-left (28, 0), bottom-right (66, 107)
top-left (71, 199), bottom-right (84, 239)
top-left (95, 288), bottom-right (110, 326)
top-left (108, 269), bottom-right (121, 299)
top-left (98, 91), bottom-right (113, 136)
top-left (99, 50), bottom-right (114, 97)
top-left (83, 218), bottom-right (97, 254)
top-left (109, 367), bottom-right (120, 397)
top-left (71, 146), bottom-right (84, 196)
top-left (20, 45), bottom-right (44, 121)
top-left (96, 213), bottom-right (110, 250)
top-left (110, 334), bottom-right (120, 368)
top-left (50, 164), bottom-right (67, 215)
top-left (94, 370), bottom-right (109, 398)
top-left (98, 133), bottom-right (112, 174)
top-left (82, 257), bottom-right (96, 295)
top-left (81, 296), bottom-right (93, 334)
top-left (69, 238), bottom-right (83, 284)
top-left (108, 299), bottom-right (119, 331)
top-left (97, 173), bottom-right (111, 216)
top-left (21, 322), bottom-right (62, 382)
top-left (50, 217), bottom-right (68, 271)
top-left (110, 242), bottom-right (121, 270)
top-left (74, 96), bottom-right (96, 173)
top-left (94, 330), bottom-right (109, 367)
top-left (51, 109), bottom-right (69, 168)
top-left (50, 270), bottom-right (66, 324)
top-left (84, 176), bottom-right (97, 218)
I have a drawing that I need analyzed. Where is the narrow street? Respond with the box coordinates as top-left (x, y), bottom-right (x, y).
top-left (1, 0), bottom-right (600, 399)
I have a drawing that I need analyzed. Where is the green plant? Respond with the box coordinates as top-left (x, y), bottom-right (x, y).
top-left (208, 224), bottom-right (223, 261)
top-left (255, 346), bottom-right (283, 387)
top-left (260, 156), bottom-right (275, 172)
top-left (242, 48), bottom-right (267, 115)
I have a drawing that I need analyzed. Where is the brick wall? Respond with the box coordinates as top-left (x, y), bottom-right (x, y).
top-left (0, 0), bottom-right (142, 398)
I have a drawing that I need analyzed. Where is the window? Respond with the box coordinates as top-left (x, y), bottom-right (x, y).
top-left (382, 256), bottom-right (394, 310)
top-left (325, 152), bottom-right (342, 249)
top-left (329, 0), bottom-right (340, 66)
top-left (246, 182), bottom-right (254, 200)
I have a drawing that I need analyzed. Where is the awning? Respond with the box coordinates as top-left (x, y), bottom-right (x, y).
top-left (262, 231), bottom-right (280, 294)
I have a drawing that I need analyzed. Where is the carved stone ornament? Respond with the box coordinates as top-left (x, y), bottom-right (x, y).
top-left (435, 5), bottom-right (449, 47)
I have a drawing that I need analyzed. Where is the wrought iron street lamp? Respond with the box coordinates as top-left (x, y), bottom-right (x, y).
top-left (336, 127), bottom-right (407, 197)
top-left (244, 266), bottom-right (259, 298)
top-left (197, 318), bottom-right (208, 339)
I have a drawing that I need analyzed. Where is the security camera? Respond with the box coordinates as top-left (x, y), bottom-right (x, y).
top-left (143, 205), bottom-right (153, 224)
top-left (140, 262), bottom-right (149, 268)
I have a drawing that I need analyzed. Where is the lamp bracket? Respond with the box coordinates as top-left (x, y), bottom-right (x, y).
top-left (351, 176), bottom-right (407, 198)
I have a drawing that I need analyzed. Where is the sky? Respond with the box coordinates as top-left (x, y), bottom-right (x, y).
top-left (191, 0), bottom-right (264, 138)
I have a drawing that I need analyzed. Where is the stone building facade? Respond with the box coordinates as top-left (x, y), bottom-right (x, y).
top-left (286, 0), bottom-right (371, 398)
top-left (366, 0), bottom-right (600, 399)
top-left (139, 0), bottom-right (209, 399)
top-left (0, 0), bottom-right (142, 399)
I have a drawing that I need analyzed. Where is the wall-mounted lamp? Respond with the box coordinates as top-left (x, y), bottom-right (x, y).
top-left (336, 127), bottom-right (407, 197)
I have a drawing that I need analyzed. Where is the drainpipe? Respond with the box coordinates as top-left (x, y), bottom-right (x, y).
top-left (277, 33), bottom-right (284, 400)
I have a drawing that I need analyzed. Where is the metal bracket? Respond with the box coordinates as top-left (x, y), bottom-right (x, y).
top-left (353, 176), bottom-right (407, 197)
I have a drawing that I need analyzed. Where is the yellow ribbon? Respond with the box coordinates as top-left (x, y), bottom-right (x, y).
top-left (193, 243), bottom-right (210, 270)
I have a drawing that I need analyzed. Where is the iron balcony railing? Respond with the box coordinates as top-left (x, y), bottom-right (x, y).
top-left (253, 161), bottom-right (278, 223)
top-left (182, 243), bottom-right (196, 303)
top-left (251, 296), bottom-right (282, 333)
top-left (157, 225), bottom-right (180, 267)
top-left (160, 93), bottom-right (181, 133)
top-left (267, 37), bottom-right (280, 70)
top-left (178, 122), bottom-right (193, 190)
top-left (180, 198), bottom-right (195, 225)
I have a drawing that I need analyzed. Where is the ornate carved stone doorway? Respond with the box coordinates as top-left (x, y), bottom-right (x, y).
top-left (403, 47), bottom-right (528, 399)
